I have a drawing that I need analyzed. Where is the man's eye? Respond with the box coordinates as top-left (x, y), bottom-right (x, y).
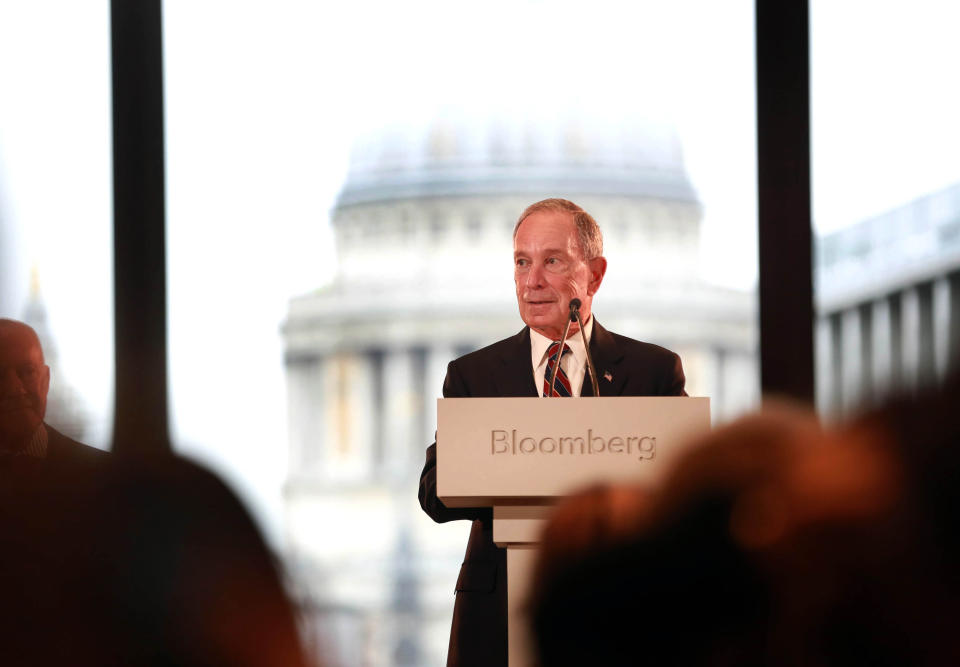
top-left (515, 258), bottom-right (529, 268)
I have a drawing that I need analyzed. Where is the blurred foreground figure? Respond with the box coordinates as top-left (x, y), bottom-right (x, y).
top-left (0, 318), bottom-right (105, 467)
top-left (530, 380), bottom-right (960, 667)
top-left (0, 454), bottom-right (311, 666)
top-left (777, 374), bottom-right (960, 667)
top-left (529, 406), bottom-right (815, 667)
top-left (0, 317), bottom-right (310, 664)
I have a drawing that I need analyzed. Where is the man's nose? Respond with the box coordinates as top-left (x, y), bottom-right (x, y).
top-left (525, 263), bottom-right (546, 288)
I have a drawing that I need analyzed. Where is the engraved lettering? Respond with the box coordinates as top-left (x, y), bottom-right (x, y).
top-left (487, 429), bottom-right (656, 462)
top-left (539, 437), bottom-right (557, 453)
top-left (589, 429), bottom-right (606, 453)
top-left (638, 436), bottom-right (656, 460)
top-left (491, 430), bottom-right (509, 454)
top-left (559, 437), bottom-right (586, 455)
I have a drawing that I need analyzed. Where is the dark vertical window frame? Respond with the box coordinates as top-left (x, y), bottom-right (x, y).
top-left (110, 0), bottom-right (170, 454)
top-left (756, 0), bottom-right (815, 402)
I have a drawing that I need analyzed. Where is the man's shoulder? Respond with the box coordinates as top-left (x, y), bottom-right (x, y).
top-left (450, 328), bottom-right (528, 370)
top-left (442, 328), bottom-right (534, 398)
top-left (593, 322), bottom-right (687, 396)
top-left (603, 328), bottom-right (681, 363)
top-left (46, 425), bottom-right (109, 463)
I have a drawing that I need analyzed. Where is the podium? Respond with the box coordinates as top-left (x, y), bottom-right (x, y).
top-left (437, 396), bottom-right (710, 667)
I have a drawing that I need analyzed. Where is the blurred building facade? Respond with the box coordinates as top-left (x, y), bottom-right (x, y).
top-left (281, 112), bottom-right (757, 665)
top-left (815, 181), bottom-right (960, 418)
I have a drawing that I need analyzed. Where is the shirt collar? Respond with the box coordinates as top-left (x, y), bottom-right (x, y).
top-left (1, 423), bottom-right (48, 458)
top-left (530, 315), bottom-right (594, 367)
top-left (23, 423), bottom-right (48, 458)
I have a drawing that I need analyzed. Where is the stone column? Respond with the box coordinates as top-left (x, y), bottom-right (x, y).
top-left (858, 301), bottom-right (874, 406)
top-left (828, 311), bottom-right (843, 417)
top-left (814, 316), bottom-right (830, 416)
top-left (888, 292), bottom-right (903, 390)
top-left (285, 354), bottom-right (325, 475)
top-left (949, 270), bottom-right (960, 375)
top-left (322, 351), bottom-right (376, 481)
top-left (383, 347), bottom-right (419, 479)
top-left (916, 281), bottom-right (936, 388)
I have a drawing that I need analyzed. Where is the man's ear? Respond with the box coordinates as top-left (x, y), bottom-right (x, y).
top-left (41, 364), bottom-right (50, 400)
top-left (586, 256), bottom-right (607, 296)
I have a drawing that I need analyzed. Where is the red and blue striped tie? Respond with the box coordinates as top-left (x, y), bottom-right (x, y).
top-left (543, 341), bottom-right (572, 397)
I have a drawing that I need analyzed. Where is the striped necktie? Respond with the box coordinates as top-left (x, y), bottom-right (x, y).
top-left (543, 341), bottom-right (572, 397)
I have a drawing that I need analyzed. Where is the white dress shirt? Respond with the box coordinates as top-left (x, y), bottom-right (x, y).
top-left (529, 316), bottom-right (594, 397)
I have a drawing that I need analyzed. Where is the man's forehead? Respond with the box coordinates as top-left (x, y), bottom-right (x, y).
top-left (514, 244), bottom-right (574, 256)
top-left (518, 209), bottom-right (576, 230)
top-left (0, 325), bottom-right (44, 363)
top-left (0, 343), bottom-right (44, 362)
top-left (514, 213), bottom-right (579, 247)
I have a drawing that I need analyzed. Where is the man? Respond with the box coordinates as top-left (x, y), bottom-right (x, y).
top-left (418, 198), bottom-right (687, 666)
top-left (0, 318), bottom-right (106, 468)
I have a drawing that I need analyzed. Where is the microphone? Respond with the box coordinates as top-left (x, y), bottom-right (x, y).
top-left (569, 298), bottom-right (600, 397)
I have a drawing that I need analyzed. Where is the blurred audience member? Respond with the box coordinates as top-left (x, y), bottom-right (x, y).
top-left (530, 383), bottom-right (960, 666)
top-left (0, 318), bottom-right (105, 469)
top-left (530, 405), bottom-right (817, 667)
top-left (533, 483), bottom-right (652, 595)
top-left (764, 374), bottom-right (960, 666)
top-left (0, 454), bottom-right (311, 666)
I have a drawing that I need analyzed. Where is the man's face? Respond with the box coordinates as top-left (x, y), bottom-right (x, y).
top-left (514, 210), bottom-right (606, 340)
top-left (0, 325), bottom-right (50, 450)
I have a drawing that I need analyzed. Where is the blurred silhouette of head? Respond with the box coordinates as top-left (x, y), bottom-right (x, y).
top-left (0, 455), bottom-right (312, 666)
top-left (531, 386), bottom-right (960, 667)
top-left (529, 404), bottom-right (822, 667)
top-left (0, 319), bottom-right (50, 452)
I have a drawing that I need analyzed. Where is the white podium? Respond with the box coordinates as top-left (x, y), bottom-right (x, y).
top-left (437, 396), bottom-right (710, 667)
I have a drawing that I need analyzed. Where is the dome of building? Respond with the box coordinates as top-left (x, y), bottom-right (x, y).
top-left (337, 108), bottom-right (696, 208)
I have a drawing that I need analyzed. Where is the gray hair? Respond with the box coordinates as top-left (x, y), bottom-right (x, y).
top-left (513, 198), bottom-right (603, 260)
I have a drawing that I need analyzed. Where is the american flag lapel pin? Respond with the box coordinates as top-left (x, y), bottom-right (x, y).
top-left (603, 371), bottom-right (613, 383)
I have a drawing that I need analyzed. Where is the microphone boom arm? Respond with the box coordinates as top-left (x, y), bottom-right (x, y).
top-left (571, 302), bottom-right (600, 397)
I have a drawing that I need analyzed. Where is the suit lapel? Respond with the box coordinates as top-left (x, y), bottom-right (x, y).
top-left (496, 322), bottom-right (626, 397)
top-left (496, 327), bottom-right (539, 397)
top-left (582, 320), bottom-right (627, 397)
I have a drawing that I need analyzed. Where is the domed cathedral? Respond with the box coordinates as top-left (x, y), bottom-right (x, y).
top-left (281, 110), bottom-right (757, 664)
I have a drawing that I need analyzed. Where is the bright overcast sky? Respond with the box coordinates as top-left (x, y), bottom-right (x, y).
top-left (1, 0), bottom-right (958, 543)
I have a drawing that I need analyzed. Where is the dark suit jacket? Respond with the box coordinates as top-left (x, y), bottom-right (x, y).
top-left (46, 424), bottom-right (109, 469)
top-left (0, 424), bottom-right (106, 481)
top-left (418, 321), bottom-right (687, 667)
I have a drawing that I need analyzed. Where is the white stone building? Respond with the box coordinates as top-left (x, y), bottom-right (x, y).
top-left (815, 181), bottom-right (960, 417)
